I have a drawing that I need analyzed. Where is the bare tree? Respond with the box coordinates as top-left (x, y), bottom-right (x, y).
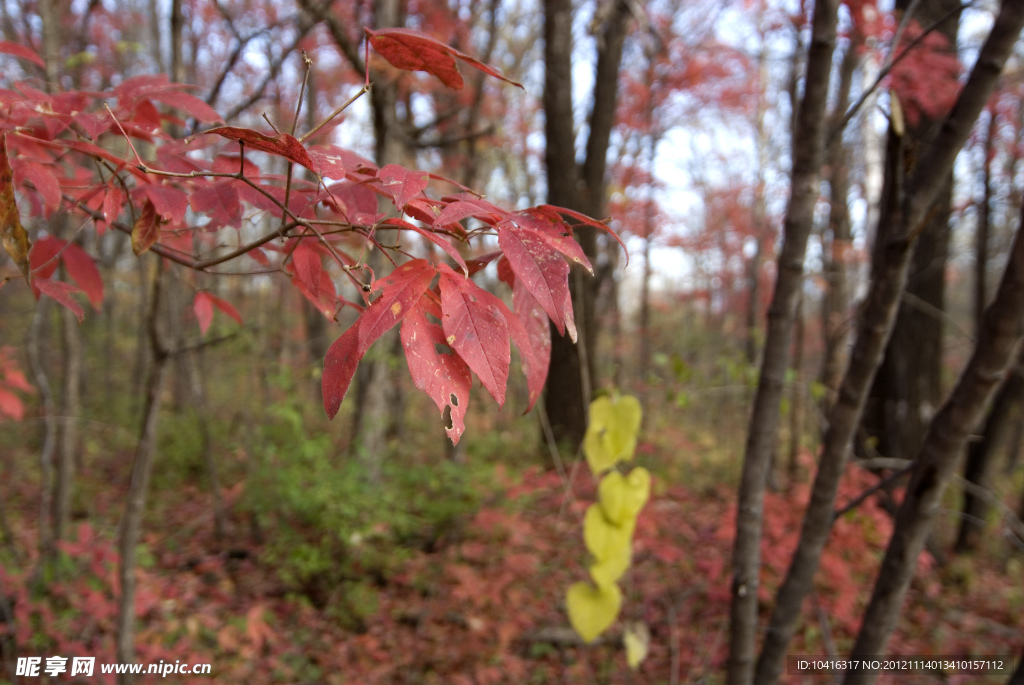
top-left (727, 1), bottom-right (840, 681)
top-left (754, 0), bottom-right (1024, 680)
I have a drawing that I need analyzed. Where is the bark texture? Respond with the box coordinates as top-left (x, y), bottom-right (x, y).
top-left (542, 0), bottom-right (631, 450)
top-left (752, 1), bottom-right (1024, 681)
top-left (727, 2), bottom-right (840, 682)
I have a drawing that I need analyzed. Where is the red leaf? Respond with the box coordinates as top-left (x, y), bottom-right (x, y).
top-left (29, 236), bottom-right (63, 282)
top-left (248, 248), bottom-right (269, 266)
top-left (379, 164), bottom-right (429, 209)
top-left (193, 291), bottom-right (214, 335)
top-left (291, 242), bottom-right (322, 296)
top-left (497, 220), bottom-right (575, 340)
top-left (471, 281), bottom-right (545, 412)
top-left (401, 294), bottom-right (472, 444)
top-left (206, 127), bottom-right (318, 175)
top-left (141, 184), bottom-right (188, 225)
top-left (148, 90), bottom-right (224, 124)
top-left (366, 27), bottom-right (523, 91)
top-left (131, 200), bottom-right (160, 256)
top-left (102, 184), bottom-right (124, 234)
top-left (438, 264), bottom-right (509, 406)
top-left (322, 259), bottom-right (436, 418)
top-left (539, 204), bottom-right (628, 263)
top-left (0, 388), bottom-right (23, 421)
top-left (322, 326), bottom-right (360, 419)
top-left (36, 279), bottom-right (84, 323)
top-left (515, 210), bottom-right (593, 273)
top-left (511, 280), bottom-right (551, 409)
top-left (62, 243), bottom-right (104, 310)
top-left (380, 218), bottom-right (468, 275)
top-left (15, 160), bottom-right (60, 212)
top-left (0, 41), bottom-right (45, 68)
top-left (190, 182), bottom-right (241, 228)
top-left (209, 293), bottom-right (243, 325)
top-left (361, 258), bottom-right (436, 344)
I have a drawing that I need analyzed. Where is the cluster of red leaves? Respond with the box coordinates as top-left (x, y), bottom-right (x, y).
top-left (0, 30), bottom-right (615, 438)
top-left (6, 442), bottom-right (1020, 685)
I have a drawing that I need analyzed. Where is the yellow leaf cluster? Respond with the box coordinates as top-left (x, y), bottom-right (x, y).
top-left (566, 393), bottom-right (652, 670)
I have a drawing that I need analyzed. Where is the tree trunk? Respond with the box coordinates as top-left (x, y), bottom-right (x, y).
top-left (116, 261), bottom-right (170, 685)
top-left (53, 296), bottom-right (81, 547)
top-left (727, 2), bottom-right (839, 682)
top-left (27, 297), bottom-right (57, 574)
top-left (820, 34), bottom-right (859, 407)
top-left (752, 0), bottom-right (1024, 680)
top-left (955, 111), bottom-right (1007, 554)
top-left (846, 186), bottom-right (1024, 685)
top-left (956, 348), bottom-right (1024, 552)
top-left (861, 0), bottom-right (960, 465)
top-left (541, 0), bottom-right (631, 451)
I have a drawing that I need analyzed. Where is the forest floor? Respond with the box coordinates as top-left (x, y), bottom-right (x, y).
top-left (1, 395), bottom-right (1022, 685)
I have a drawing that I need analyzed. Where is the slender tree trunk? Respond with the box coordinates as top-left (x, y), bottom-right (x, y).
top-left (788, 292), bottom-right (805, 483)
top-left (27, 297), bottom-right (57, 573)
top-left (956, 348), bottom-right (1024, 552)
top-left (955, 111), bottom-right (1005, 553)
top-left (116, 261), bottom-right (170, 685)
top-left (862, 0), bottom-right (959, 465)
top-left (820, 35), bottom-right (859, 407)
top-left (347, 0), bottom-right (405, 472)
top-left (727, 2), bottom-right (839, 682)
top-left (754, 1), bottom-right (1024, 678)
top-left (53, 299), bottom-right (81, 547)
top-left (542, 0), bottom-right (631, 451)
top-left (846, 194), bottom-right (1024, 685)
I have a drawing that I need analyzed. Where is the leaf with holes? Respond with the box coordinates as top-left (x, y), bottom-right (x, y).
top-left (322, 259), bottom-right (435, 418)
top-left (366, 27), bottom-right (523, 91)
top-left (438, 264), bottom-right (509, 406)
top-left (36, 279), bottom-right (84, 322)
top-left (401, 293), bottom-right (472, 444)
top-left (497, 219), bottom-right (575, 340)
top-left (131, 200), bottom-right (160, 256)
top-left (0, 133), bottom-right (30, 282)
top-left (206, 127), bottom-right (318, 175)
top-left (62, 242), bottom-right (103, 310)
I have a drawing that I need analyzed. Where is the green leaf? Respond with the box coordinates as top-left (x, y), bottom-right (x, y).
top-left (583, 394), bottom-right (642, 473)
top-left (598, 468), bottom-right (651, 526)
top-left (566, 581), bottom-right (621, 643)
top-left (583, 504), bottom-right (634, 562)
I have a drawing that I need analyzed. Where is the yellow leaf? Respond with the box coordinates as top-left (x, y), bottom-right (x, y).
top-left (623, 621), bottom-right (651, 669)
top-left (583, 503), bottom-right (634, 562)
top-left (566, 581), bottom-right (621, 643)
top-left (0, 132), bottom-right (30, 282)
top-left (598, 467), bottom-right (651, 525)
top-left (589, 548), bottom-right (631, 588)
top-left (583, 394), bottom-right (642, 473)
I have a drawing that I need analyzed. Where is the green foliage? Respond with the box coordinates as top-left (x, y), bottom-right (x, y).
top-left (242, 401), bottom-right (492, 623)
